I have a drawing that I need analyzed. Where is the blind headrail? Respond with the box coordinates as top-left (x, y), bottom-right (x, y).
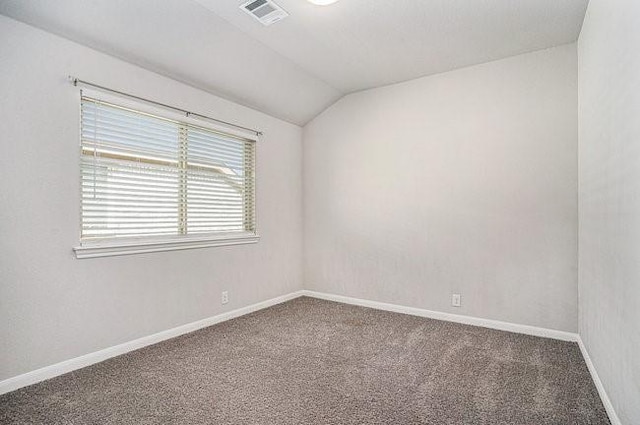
top-left (68, 76), bottom-right (263, 137)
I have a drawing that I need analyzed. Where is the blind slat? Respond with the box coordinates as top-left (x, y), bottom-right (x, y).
top-left (81, 96), bottom-right (256, 240)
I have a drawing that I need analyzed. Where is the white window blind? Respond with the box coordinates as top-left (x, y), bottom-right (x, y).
top-left (80, 96), bottom-right (256, 244)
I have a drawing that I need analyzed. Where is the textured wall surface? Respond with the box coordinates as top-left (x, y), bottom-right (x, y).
top-left (0, 16), bottom-right (303, 381)
top-left (578, 0), bottom-right (640, 423)
top-left (304, 45), bottom-right (578, 332)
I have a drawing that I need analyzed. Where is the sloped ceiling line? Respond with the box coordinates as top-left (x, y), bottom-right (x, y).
top-left (0, 0), bottom-right (588, 125)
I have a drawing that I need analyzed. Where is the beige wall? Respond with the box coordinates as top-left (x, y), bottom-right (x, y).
top-left (0, 16), bottom-right (303, 381)
top-left (578, 0), bottom-right (640, 423)
top-left (304, 44), bottom-right (579, 332)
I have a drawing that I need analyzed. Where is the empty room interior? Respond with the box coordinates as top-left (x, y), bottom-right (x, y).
top-left (0, 0), bottom-right (638, 424)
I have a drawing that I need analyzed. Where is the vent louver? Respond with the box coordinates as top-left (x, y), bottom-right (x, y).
top-left (240, 0), bottom-right (288, 26)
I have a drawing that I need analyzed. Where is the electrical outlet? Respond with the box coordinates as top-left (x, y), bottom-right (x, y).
top-left (452, 293), bottom-right (461, 307)
top-left (221, 291), bottom-right (229, 305)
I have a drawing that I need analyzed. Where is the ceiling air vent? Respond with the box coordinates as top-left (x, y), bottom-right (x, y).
top-left (240, 0), bottom-right (288, 26)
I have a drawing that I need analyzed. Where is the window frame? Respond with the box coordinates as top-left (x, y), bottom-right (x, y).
top-left (73, 89), bottom-right (259, 259)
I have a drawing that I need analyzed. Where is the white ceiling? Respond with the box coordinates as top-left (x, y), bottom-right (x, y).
top-left (0, 0), bottom-right (589, 125)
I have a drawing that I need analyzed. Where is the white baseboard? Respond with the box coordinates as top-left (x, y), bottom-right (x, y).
top-left (0, 290), bottom-right (305, 395)
top-left (2, 288), bottom-right (620, 425)
top-left (577, 337), bottom-right (622, 425)
top-left (301, 291), bottom-right (623, 423)
top-left (301, 290), bottom-right (579, 342)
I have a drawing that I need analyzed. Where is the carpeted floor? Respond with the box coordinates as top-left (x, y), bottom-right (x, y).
top-left (0, 297), bottom-right (610, 424)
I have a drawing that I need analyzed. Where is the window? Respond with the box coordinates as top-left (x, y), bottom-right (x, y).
top-left (75, 95), bottom-right (257, 258)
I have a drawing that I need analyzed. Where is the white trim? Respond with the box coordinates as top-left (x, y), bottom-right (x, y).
top-left (74, 234), bottom-right (260, 259)
top-left (577, 336), bottom-right (622, 425)
top-left (301, 290), bottom-right (579, 342)
top-left (304, 291), bottom-right (620, 423)
top-left (2, 287), bottom-right (617, 425)
top-left (0, 291), bottom-right (303, 395)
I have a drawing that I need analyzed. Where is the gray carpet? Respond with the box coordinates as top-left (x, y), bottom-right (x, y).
top-left (0, 297), bottom-right (610, 424)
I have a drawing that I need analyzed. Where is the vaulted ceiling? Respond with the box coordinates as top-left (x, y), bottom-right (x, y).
top-left (0, 0), bottom-right (589, 125)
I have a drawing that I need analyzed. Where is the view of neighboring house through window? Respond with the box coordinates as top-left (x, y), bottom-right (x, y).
top-left (80, 96), bottom-right (256, 242)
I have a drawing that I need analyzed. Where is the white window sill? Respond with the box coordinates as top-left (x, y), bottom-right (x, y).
top-left (73, 233), bottom-right (259, 259)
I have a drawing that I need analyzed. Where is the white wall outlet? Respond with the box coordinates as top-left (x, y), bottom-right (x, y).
top-left (221, 291), bottom-right (229, 305)
top-left (452, 293), bottom-right (461, 307)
